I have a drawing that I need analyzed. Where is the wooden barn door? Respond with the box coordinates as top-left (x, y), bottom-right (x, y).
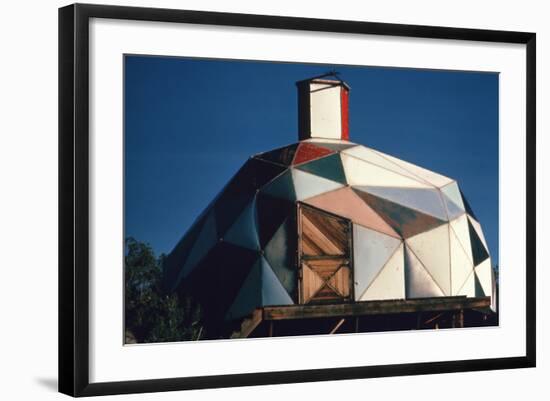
top-left (298, 204), bottom-right (353, 304)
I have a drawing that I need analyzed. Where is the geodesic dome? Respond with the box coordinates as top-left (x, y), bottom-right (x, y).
top-left (162, 76), bottom-right (494, 323)
top-left (162, 138), bottom-right (494, 321)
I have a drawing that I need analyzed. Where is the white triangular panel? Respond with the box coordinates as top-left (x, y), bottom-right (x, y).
top-left (372, 149), bottom-right (454, 188)
top-left (341, 154), bottom-right (432, 188)
top-left (291, 168), bottom-right (344, 200)
top-left (450, 214), bottom-right (473, 263)
top-left (342, 145), bottom-right (431, 186)
top-left (406, 224), bottom-right (451, 295)
top-left (441, 181), bottom-right (465, 209)
top-left (360, 243), bottom-right (405, 301)
top-left (456, 270), bottom-right (476, 297)
top-left (404, 245), bottom-right (444, 298)
top-left (450, 228), bottom-right (474, 295)
top-left (353, 224), bottom-right (402, 300)
top-left (474, 258), bottom-right (493, 297)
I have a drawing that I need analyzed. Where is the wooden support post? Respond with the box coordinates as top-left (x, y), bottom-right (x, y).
top-left (330, 318), bottom-right (345, 334)
top-left (355, 316), bottom-right (359, 333)
top-left (268, 321), bottom-right (274, 337)
top-left (451, 309), bottom-right (465, 328)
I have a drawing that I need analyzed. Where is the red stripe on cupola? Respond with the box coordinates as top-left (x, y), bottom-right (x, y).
top-left (341, 87), bottom-right (349, 140)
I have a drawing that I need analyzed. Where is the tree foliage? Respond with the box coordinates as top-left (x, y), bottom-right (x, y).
top-left (125, 237), bottom-right (203, 343)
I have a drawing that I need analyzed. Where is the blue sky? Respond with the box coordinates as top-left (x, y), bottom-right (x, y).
top-left (124, 55), bottom-right (499, 265)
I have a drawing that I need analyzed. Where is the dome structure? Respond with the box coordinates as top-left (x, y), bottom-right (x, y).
top-left (162, 75), bottom-right (495, 326)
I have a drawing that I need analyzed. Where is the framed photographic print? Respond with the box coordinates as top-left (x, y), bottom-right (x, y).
top-left (58, 3), bottom-right (536, 397)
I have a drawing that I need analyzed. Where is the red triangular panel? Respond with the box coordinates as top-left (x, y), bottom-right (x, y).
top-left (292, 142), bottom-right (334, 165)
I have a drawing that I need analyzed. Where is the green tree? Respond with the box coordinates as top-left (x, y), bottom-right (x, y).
top-left (125, 237), bottom-right (203, 343)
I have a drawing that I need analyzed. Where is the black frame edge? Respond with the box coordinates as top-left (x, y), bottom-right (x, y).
top-left (78, 356), bottom-right (530, 397)
top-left (58, 4), bottom-right (76, 397)
top-left (58, 3), bottom-right (537, 397)
top-left (525, 34), bottom-right (536, 368)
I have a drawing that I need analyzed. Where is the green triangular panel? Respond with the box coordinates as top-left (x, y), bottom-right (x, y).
top-left (295, 153), bottom-right (347, 184)
top-left (261, 170), bottom-right (296, 201)
top-left (468, 219), bottom-right (490, 266)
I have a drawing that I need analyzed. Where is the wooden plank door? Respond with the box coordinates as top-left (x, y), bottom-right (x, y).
top-left (298, 204), bottom-right (353, 304)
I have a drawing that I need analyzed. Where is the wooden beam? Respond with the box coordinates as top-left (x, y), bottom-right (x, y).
top-left (262, 297), bottom-right (491, 321)
top-left (230, 308), bottom-right (263, 339)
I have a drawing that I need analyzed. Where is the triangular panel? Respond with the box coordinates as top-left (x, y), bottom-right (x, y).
top-left (404, 245), bottom-right (445, 298)
top-left (450, 227), bottom-right (474, 295)
top-left (468, 218), bottom-right (490, 266)
top-left (354, 189), bottom-right (446, 238)
top-left (291, 168), bottom-right (344, 201)
top-left (360, 243), bottom-right (405, 301)
top-left (353, 224), bottom-right (402, 300)
top-left (406, 224), bottom-right (451, 295)
top-left (342, 154), bottom-right (432, 188)
top-left (261, 170), bottom-right (296, 201)
top-left (303, 187), bottom-right (400, 238)
top-left (260, 257), bottom-right (294, 307)
top-left (456, 270), bottom-right (476, 297)
top-left (163, 212), bottom-right (207, 292)
top-left (177, 210), bottom-right (218, 282)
top-left (296, 153), bottom-right (347, 184)
top-left (450, 214), bottom-right (473, 263)
top-left (342, 145), bottom-right (431, 186)
top-left (467, 215), bottom-right (489, 252)
top-left (357, 186), bottom-right (447, 221)
top-left (441, 182), bottom-right (465, 220)
top-left (256, 192), bottom-right (295, 247)
top-left (474, 258), bottom-right (493, 297)
top-left (292, 142), bottom-right (334, 165)
top-left (264, 217), bottom-right (297, 298)
top-left (223, 197), bottom-right (260, 251)
top-left (224, 257), bottom-right (262, 320)
top-left (254, 143), bottom-right (298, 166)
top-left (214, 158), bottom-right (285, 234)
top-left (372, 149), bottom-right (454, 188)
